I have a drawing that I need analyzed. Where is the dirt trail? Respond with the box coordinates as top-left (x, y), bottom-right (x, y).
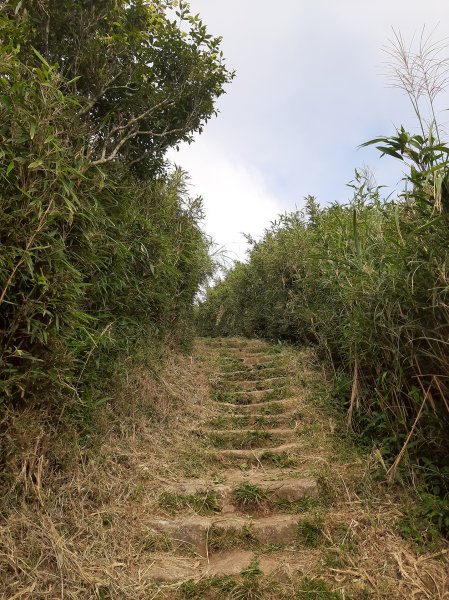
top-left (147, 338), bottom-right (318, 582)
top-left (146, 338), bottom-right (449, 599)
top-left (3, 337), bottom-right (447, 599)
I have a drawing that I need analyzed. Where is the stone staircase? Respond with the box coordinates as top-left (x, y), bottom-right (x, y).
top-left (147, 337), bottom-right (319, 586)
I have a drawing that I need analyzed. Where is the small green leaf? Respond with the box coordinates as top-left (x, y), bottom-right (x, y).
top-left (66, 76), bottom-right (82, 85)
top-left (376, 146), bottom-right (404, 160)
top-left (28, 160), bottom-right (43, 169)
top-left (6, 161), bottom-right (14, 175)
top-left (31, 46), bottom-right (50, 69)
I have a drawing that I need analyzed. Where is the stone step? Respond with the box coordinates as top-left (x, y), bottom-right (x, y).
top-left (146, 514), bottom-right (301, 557)
top-left (216, 443), bottom-right (302, 466)
top-left (206, 428), bottom-right (296, 435)
top-left (161, 474), bottom-right (318, 513)
top-left (213, 388), bottom-right (275, 404)
top-left (205, 429), bottom-right (295, 450)
top-left (217, 367), bottom-right (290, 381)
top-left (219, 376), bottom-right (289, 392)
top-left (213, 388), bottom-right (290, 405)
top-left (206, 551), bottom-right (302, 579)
top-left (217, 396), bottom-right (300, 413)
top-left (145, 550), bottom-right (306, 583)
top-left (219, 349), bottom-right (269, 358)
top-left (204, 339), bottom-right (268, 351)
top-left (230, 387), bottom-right (290, 398)
top-left (242, 355), bottom-right (279, 368)
top-left (230, 348), bottom-right (271, 356)
top-left (207, 414), bottom-right (253, 429)
top-left (217, 358), bottom-right (282, 374)
top-left (219, 349), bottom-right (270, 356)
top-left (207, 412), bottom-right (302, 429)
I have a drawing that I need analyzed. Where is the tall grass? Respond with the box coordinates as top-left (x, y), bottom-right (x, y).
top-left (198, 32), bottom-right (449, 510)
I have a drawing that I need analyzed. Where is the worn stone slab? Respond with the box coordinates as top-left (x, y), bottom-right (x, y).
top-left (146, 514), bottom-right (301, 557)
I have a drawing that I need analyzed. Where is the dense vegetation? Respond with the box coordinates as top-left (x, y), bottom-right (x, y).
top-left (0, 1), bottom-right (232, 413)
top-left (198, 35), bottom-right (449, 525)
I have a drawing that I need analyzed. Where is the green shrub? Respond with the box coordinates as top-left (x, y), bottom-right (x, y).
top-left (0, 2), bottom-right (231, 415)
top-left (0, 50), bottom-right (94, 399)
top-left (398, 491), bottom-right (449, 550)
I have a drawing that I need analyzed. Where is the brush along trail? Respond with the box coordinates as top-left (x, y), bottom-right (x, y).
top-left (145, 338), bottom-right (449, 599)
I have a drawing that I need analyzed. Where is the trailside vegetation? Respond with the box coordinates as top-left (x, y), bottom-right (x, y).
top-left (198, 31), bottom-right (449, 530)
top-left (0, 1), bottom-right (233, 412)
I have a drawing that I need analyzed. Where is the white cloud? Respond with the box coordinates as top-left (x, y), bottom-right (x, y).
top-left (168, 141), bottom-right (281, 262)
top-left (169, 0), bottom-right (449, 257)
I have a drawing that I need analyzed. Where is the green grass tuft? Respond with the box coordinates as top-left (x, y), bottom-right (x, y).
top-left (233, 483), bottom-right (268, 510)
top-left (158, 490), bottom-right (221, 515)
top-left (296, 517), bottom-right (325, 548)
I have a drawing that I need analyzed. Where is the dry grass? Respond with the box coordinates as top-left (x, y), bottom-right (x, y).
top-left (0, 348), bottom-right (215, 599)
top-left (0, 339), bottom-right (448, 599)
top-left (270, 346), bottom-right (449, 599)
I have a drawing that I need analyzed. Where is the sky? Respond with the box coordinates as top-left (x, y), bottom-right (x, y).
top-left (168, 0), bottom-right (449, 261)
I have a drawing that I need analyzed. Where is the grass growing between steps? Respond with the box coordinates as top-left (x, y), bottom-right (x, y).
top-left (258, 450), bottom-right (297, 468)
top-left (260, 387), bottom-right (291, 401)
top-left (232, 484), bottom-right (329, 516)
top-left (252, 415), bottom-right (286, 428)
top-left (215, 377), bottom-right (291, 393)
top-left (208, 430), bottom-right (277, 450)
top-left (209, 415), bottom-right (252, 429)
top-left (218, 367), bottom-right (291, 382)
top-left (211, 387), bottom-right (292, 405)
top-left (208, 524), bottom-right (259, 553)
top-left (212, 390), bottom-right (253, 405)
top-left (177, 568), bottom-right (346, 600)
top-left (217, 356), bottom-right (247, 373)
top-left (260, 403), bottom-right (287, 415)
top-left (233, 483), bottom-right (268, 510)
top-left (136, 529), bottom-right (174, 553)
top-left (296, 517), bottom-right (325, 548)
